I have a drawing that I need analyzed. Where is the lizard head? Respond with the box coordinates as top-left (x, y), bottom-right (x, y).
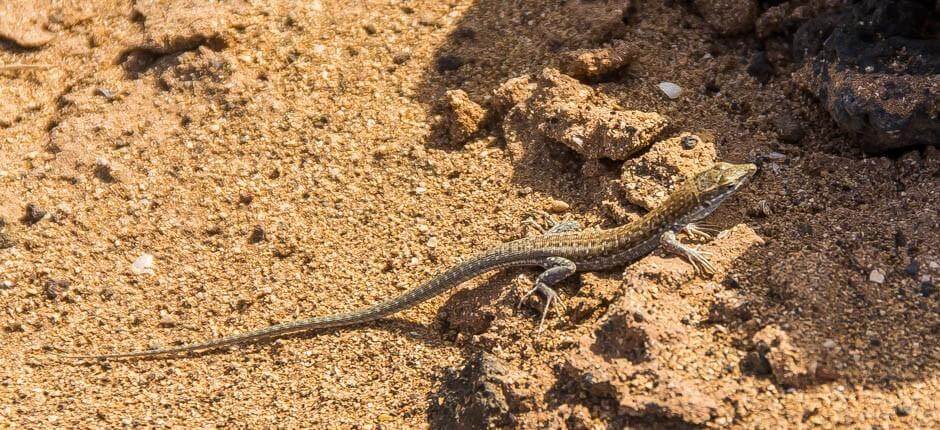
top-left (684, 162), bottom-right (757, 221)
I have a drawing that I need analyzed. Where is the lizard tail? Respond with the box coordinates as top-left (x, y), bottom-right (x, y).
top-left (59, 246), bottom-right (535, 360)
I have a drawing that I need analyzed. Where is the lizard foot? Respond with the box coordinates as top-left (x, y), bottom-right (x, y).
top-left (517, 282), bottom-right (567, 331)
top-left (517, 256), bottom-right (576, 330)
top-left (662, 230), bottom-right (717, 275)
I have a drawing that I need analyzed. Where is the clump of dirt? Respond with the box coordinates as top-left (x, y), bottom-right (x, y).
top-left (501, 68), bottom-right (667, 161)
top-left (438, 89), bottom-right (487, 143)
top-left (558, 39), bottom-right (635, 81)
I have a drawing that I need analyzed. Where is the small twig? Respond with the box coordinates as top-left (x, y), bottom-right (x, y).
top-left (0, 63), bottom-right (54, 72)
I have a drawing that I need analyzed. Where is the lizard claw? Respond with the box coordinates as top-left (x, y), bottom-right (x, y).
top-left (683, 247), bottom-right (716, 275)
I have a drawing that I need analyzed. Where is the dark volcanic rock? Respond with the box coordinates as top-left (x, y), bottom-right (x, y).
top-left (428, 352), bottom-right (538, 429)
top-left (794, 0), bottom-right (940, 152)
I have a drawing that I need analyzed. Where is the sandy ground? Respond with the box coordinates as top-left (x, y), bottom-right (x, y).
top-left (1, 0), bottom-right (938, 428)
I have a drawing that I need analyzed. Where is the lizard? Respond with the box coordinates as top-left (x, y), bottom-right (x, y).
top-left (61, 161), bottom-right (756, 360)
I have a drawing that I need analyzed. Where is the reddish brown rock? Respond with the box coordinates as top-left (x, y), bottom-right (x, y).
top-left (567, 272), bottom-right (620, 323)
top-left (564, 286), bottom-right (720, 425)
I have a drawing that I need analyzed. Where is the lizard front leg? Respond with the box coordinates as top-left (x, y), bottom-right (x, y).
top-left (517, 256), bottom-right (576, 330)
top-left (661, 230), bottom-right (716, 275)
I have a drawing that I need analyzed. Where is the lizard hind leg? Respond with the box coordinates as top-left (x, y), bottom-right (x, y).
top-left (522, 210), bottom-right (582, 236)
top-left (517, 256), bottom-right (576, 331)
top-left (545, 219), bottom-right (581, 235)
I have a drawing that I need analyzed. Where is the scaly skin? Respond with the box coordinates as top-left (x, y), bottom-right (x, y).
top-left (62, 162), bottom-right (756, 360)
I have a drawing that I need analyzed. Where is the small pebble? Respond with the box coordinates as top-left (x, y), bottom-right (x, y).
top-left (657, 82), bottom-right (683, 99)
top-left (546, 199), bottom-right (570, 213)
top-left (751, 200), bottom-right (773, 217)
top-left (775, 114), bottom-right (805, 143)
top-left (131, 253), bottom-right (155, 275)
top-left (392, 50), bottom-right (412, 65)
top-left (94, 157), bottom-right (116, 182)
top-left (746, 51), bottom-right (774, 84)
top-left (43, 280), bottom-right (70, 300)
top-left (822, 339), bottom-right (838, 349)
top-left (920, 281), bottom-right (936, 297)
top-left (904, 261), bottom-right (919, 277)
top-left (362, 23), bottom-right (378, 35)
top-left (681, 135), bottom-right (699, 149)
top-left (0, 280), bottom-right (13, 289)
top-left (249, 225), bottom-right (266, 243)
top-left (159, 311), bottom-right (177, 327)
top-left (21, 203), bottom-right (46, 225)
top-left (414, 186), bottom-right (427, 195)
top-left (868, 269), bottom-right (885, 284)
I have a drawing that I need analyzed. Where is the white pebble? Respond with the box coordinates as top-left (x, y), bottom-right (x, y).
top-left (131, 253), bottom-right (155, 275)
top-left (658, 82), bottom-right (683, 99)
top-left (868, 268), bottom-right (885, 284)
top-left (822, 339), bottom-right (838, 349)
